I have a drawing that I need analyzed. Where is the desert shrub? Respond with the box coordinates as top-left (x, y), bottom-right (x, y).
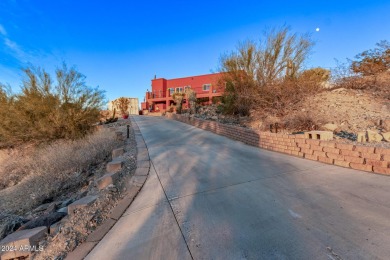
top-left (219, 25), bottom-right (315, 116)
top-left (212, 96), bottom-right (222, 104)
top-left (351, 40), bottom-right (390, 76)
top-left (167, 105), bottom-right (175, 113)
top-left (216, 104), bottom-right (224, 114)
top-left (282, 113), bottom-right (323, 131)
top-left (196, 97), bottom-right (210, 104)
top-left (0, 128), bottom-right (121, 215)
top-left (332, 41), bottom-right (390, 96)
top-left (0, 64), bottom-right (105, 145)
top-left (172, 92), bottom-right (185, 114)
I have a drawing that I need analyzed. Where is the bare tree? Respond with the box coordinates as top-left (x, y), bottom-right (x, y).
top-left (219, 25), bottom-right (315, 115)
top-left (256, 26), bottom-right (313, 86)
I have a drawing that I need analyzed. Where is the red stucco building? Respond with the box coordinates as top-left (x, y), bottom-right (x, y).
top-left (141, 72), bottom-right (224, 112)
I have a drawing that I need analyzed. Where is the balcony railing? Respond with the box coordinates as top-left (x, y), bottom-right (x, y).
top-left (146, 87), bottom-right (223, 100)
top-left (146, 91), bottom-right (167, 99)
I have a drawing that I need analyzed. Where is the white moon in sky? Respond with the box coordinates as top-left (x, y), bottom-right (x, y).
top-left (316, 28), bottom-right (320, 32)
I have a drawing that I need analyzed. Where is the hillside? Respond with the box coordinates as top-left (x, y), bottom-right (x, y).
top-left (192, 88), bottom-right (390, 145)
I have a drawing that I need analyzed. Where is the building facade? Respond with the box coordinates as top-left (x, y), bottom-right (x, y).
top-left (141, 72), bottom-right (224, 112)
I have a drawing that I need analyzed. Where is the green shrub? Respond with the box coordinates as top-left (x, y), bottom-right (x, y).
top-left (212, 96), bottom-right (222, 104)
top-left (0, 64), bottom-right (106, 145)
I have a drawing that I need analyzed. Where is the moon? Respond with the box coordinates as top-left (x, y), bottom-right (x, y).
top-left (316, 28), bottom-right (320, 32)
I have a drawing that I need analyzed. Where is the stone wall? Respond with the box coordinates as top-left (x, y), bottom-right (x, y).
top-left (166, 113), bottom-right (390, 175)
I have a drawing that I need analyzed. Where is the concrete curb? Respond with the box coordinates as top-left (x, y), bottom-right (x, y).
top-left (65, 116), bottom-right (150, 260)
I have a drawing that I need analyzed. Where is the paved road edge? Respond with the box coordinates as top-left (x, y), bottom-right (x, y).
top-left (65, 116), bottom-right (151, 260)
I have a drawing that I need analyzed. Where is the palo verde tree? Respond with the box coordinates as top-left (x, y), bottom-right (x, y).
top-left (0, 63), bottom-right (106, 145)
top-left (219, 25), bottom-right (315, 116)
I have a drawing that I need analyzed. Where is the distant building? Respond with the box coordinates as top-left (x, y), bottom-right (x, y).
top-left (108, 97), bottom-right (139, 115)
top-left (141, 72), bottom-right (224, 112)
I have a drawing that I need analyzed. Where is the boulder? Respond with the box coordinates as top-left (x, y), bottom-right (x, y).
top-left (96, 172), bottom-right (120, 190)
top-left (68, 196), bottom-right (98, 215)
top-left (112, 148), bottom-right (124, 158)
top-left (382, 132), bottom-right (390, 142)
top-left (323, 123), bottom-right (338, 132)
top-left (106, 161), bottom-right (124, 173)
top-left (367, 130), bottom-right (383, 142)
top-left (49, 216), bottom-right (68, 236)
top-left (17, 212), bottom-right (67, 231)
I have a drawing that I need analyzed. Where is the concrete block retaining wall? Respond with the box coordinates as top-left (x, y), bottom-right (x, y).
top-left (166, 113), bottom-right (390, 175)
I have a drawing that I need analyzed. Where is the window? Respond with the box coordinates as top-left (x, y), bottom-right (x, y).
top-left (202, 84), bottom-right (211, 91)
top-left (169, 88), bottom-right (174, 95)
top-left (184, 85), bottom-right (191, 91)
top-left (176, 87), bottom-right (183, 93)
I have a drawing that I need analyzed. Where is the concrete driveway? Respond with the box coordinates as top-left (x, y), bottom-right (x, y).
top-left (87, 116), bottom-right (390, 260)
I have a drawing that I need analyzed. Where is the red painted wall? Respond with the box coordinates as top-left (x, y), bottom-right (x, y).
top-left (152, 73), bottom-right (223, 95)
top-left (151, 78), bottom-right (167, 93)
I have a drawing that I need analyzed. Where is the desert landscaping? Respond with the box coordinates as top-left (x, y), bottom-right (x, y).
top-left (1, 2), bottom-right (390, 258)
top-left (0, 120), bottom-right (138, 259)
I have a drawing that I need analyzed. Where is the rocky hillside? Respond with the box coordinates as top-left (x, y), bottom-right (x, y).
top-left (190, 88), bottom-right (390, 146)
top-left (296, 88), bottom-right (389, 133)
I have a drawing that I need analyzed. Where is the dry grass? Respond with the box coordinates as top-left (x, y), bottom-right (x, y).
top-left (282, 113), bottom-right (324, 132)
top-left (0, 128), bottom-right (121, 215)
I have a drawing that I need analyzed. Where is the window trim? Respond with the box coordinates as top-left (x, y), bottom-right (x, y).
top-left (202, 84), bottom-right (211, 91)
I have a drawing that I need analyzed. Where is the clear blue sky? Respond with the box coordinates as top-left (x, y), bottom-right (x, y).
top-left (1, 0), bottom-right (390, 107)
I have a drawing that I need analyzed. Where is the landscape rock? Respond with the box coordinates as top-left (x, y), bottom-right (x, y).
top-left (96, 172), bottom-right (120, 190)
top-left (323, 123), bottom-right (338, 132)
top-left (60, 199), bottom-right (74, 208)
top-left (112, 148), bottom-right (125, 158)
top-left (335, 131), bottom-right (357, 141)
top-left (49, 221), bottom-right (62, 236)
top-left (367, 130), bottom-right (383, 142)
top-left (0, 215), bottom-right (29, 240)
top-left (33, 203), bottom-right (53, 213)
top-left (106, 160), bottom-right (124, 173)
top-left (68, 196), bottom-right (98, 215)
top-left (43, 203), bottom-right (59, 215)
top-left (18, 212), bottom-right (67, 231)
top-left (382, 132), bottom-right (390, 142)
top-left (107, 184), bottom-right (118, 193)
top-left (0, 226), bottom-right (47, 259)
top-left (49, 216), bottom-right (68, 236)
top-left (57, 207), bottom-right (68, 214)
